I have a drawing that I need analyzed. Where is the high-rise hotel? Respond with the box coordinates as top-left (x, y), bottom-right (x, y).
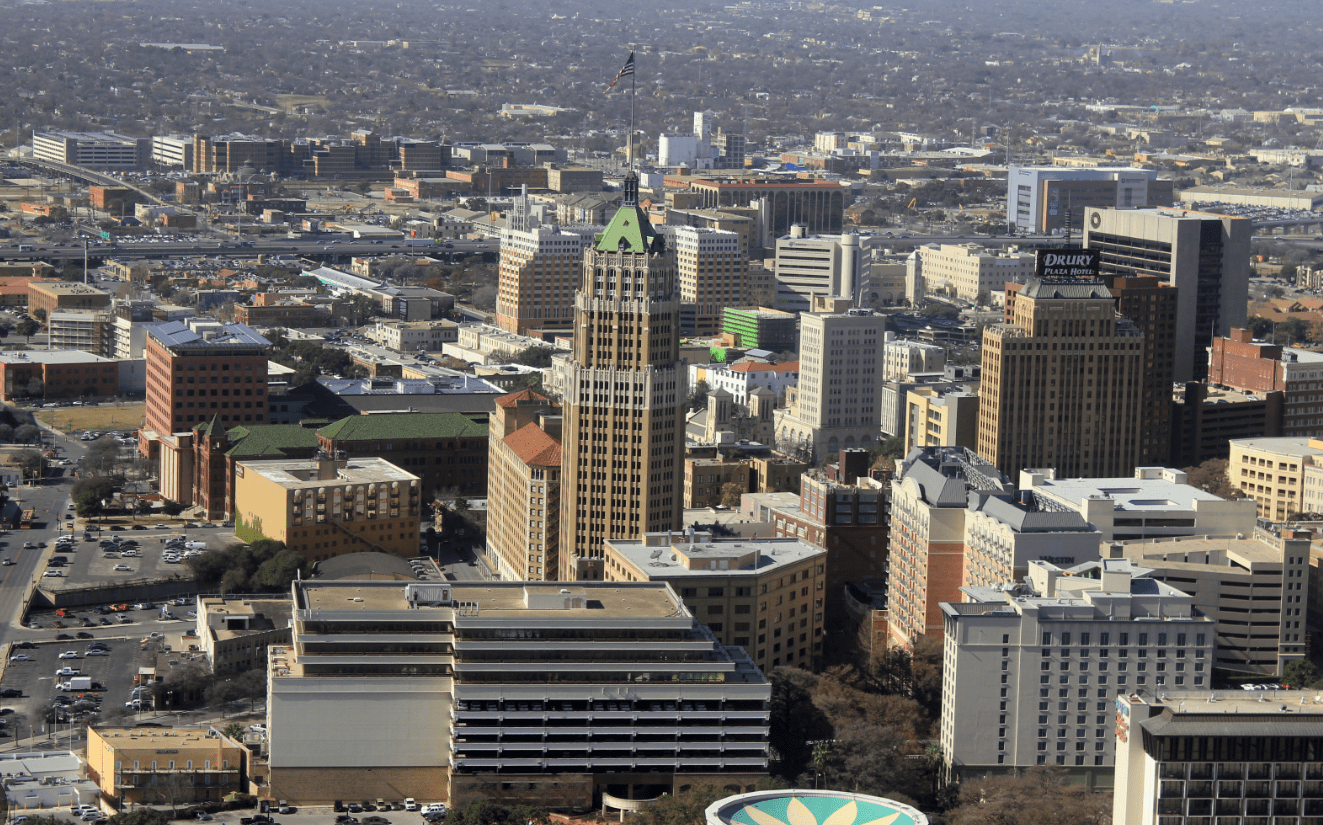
top-left (557, 174), bottom-right (686, 580)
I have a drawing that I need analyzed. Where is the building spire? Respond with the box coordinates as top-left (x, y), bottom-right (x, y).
top-left (622, 171), bottom-right (639, 206)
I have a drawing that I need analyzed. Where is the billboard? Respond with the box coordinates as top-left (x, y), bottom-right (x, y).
top-left (1035, 248), bottom-right (1100, 279)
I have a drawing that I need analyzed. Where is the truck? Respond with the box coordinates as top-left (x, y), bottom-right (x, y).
top-left (59, 677), bottom-right (92, 692)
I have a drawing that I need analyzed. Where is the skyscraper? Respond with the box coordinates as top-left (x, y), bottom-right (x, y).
top-left (557, 174), bottom-right (686, 581)
top-left (978, 278), bottom-right (1145, 478)
top-left (1084, 206), bottom-right (1250, 382)
top-left (672, 225), bottom-right (745, 336)
top-left (495, 188), bottom-right (594, 336)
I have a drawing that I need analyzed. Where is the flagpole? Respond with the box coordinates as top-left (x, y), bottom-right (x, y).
top-left (629, 56), bottom-right (636, 171)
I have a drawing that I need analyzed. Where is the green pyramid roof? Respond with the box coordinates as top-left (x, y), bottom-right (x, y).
top-left (594, 203), bottom-right (659, 253)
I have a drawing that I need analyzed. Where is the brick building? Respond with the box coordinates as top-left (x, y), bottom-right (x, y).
top-left (1208, 327), bottom-right (1323, 437)
top-left (0, 350), bottom-right (119, 402)
top-left (27, 281), bottom-right (111, 318)
top-left (316, 412), bottom-right (489, 497)
top-left (234, 302), bottom-right (317, 327)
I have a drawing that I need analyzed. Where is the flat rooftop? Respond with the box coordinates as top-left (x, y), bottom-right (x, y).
top-left (91, 728), bottom-right (240, 749)
top-left (1229, 436), bottom-right (1323, 456)
top-left (1117, 534), bottom-right (1283, 568)
top-left (29, 282), bottom-right (110, 297)
top-left (1029, 474), bottom-right (1230, 512)
top-left (0, 351), bottom-right (115, 365)
top-left (608, 535), bottom-right (824, 577)
top-left (242, 457), bottom-right (419, 489)
top-left (296, 581), bottom-right (687, 621)
top-left (1127, 689), bottom-right (1323, 737)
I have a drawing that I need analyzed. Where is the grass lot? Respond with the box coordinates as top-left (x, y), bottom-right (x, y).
top-left (34, 404), bottom-right (145, 434)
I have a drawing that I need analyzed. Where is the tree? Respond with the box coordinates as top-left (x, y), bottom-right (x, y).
top-left (872, 436), bottom-right (905, 467)
top-left (108, 805), bottom-right (173, 825)
top-left (31, 307), bottom-right (46, 323)
top-left (72, 476), bottom-right (119, 517)
top-left (510, 345), bottom-right (555, 368)
top-left (637, 786), bottom-right (725, 825)
top-left (720, 481), bottom-right (745, 509)
top-left (206, 677), bottom-right (245, 714)
top-left (15, 319), bottom-right (38, 341)
top-left (13, 424), bottom-right (38, 444)
top-left (1183, 458), bottom-right (1244, 499)
top-left (442, 800), bottom-right (549, 825)
top-left (23, 377), bottom-right (43, 398)
top-left (947, 767), bottom-right (1112, 825)
top-left (14, 449), bottom-right (44, 484)
top-left (0, 423), bottom-right (15, 443)
top-left (237, 667), bottom-right (267, 711)
top-left (688, 379), bottom-right (710, 413)
top-left (1283, 659), bottom-right (1323, 689)
top-left (83, 437), bottom-right (123, 476)
top-left (221, 722), bottom-right (246, 740)
top-left (252, 548), bottom-right (305, 591)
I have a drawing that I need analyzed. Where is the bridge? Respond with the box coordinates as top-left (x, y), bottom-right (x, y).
top-left (13, 157), bottom-right (168, 207)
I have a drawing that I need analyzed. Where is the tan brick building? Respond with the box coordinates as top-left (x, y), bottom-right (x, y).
top-left (485, 389), bottom-right (562, 581)
top-left (27, 281), bottom-right (111, 318)
top-left (86, 727), bottom-right (245, 806)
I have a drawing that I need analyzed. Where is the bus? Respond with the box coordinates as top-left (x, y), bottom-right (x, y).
top-left (19, 509), bottom-right (34, 529)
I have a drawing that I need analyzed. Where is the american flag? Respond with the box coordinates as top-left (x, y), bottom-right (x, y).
top-left (604, 52), bottom-right (635, 94)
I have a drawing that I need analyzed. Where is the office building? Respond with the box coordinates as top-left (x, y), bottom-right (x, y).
top-left (265, 580), bottom-right (770, 806)
top-left (776, 298), bottom-right (885, 461)
top-left (1226, 437), bottom-right (1323, 521)
top-left (32, 130), bottom-right (147, 169)
top-left (1106, 275), bottom-right (1178, 466)
top-left (673, 226), bottom-right (746, 336)
top-left (772, 228), bottom-right (865, 312)
top-left (882, 332), bottom-right (946, 381)
top-left (149, 135), bottom-right (194, 169)
top-left (1113, 529), bottom-right (1312, 676)
top-left (903, 386), bottom-right (979, 455)
top-left (604, 531), bottom-right (826, 673)
top-left (978, 278), bottom-right (1145, 479)
top-left (721, 307), bottom-right (796, 352)
top-left (0, 350), bottom-right (119, 403)
top-left (941, 559), bottom-right (1213, 784)
top-left (27, 282), bottom-right (111, 318)
top-left (1007, 166), bottom-right (1171, 234)
top-left (887, 447), bottom-right (1012, 648)
top-left (1113, 689), bottom-right (1323, 825)
top-left (1170, 382), bottom-right (1283, 468)
top-left (495, 189), bottom-right (593, 336)
top-left (913, 244), bottom-right (1035, 306)
top-left (47, 310), bottom-right (114, 357)
top-left (86, 728), bottom-right (246, 806)
top-left (1208, 328), bottom-right (1323, 437)
top-left (232, 455), bottom-right (421, 562)
top-left (196, 595), bottom-right (293, 674)
top-left (139, 320), bottom-right (270, 461)
top-left (486, 389), bottom-right (562, 582)
top-left (557, 174), bottom-right (686, 580)
top-left (961, 491), bottom-right (1101, 590)
top-left (316, 412), bottom-right (489, 498)
top-left (1084, 206), bottom-right (1251, 382)
top-left (715, 132), bottom-right (747, 170)
top-left (688, 178), bottom-right (845, 237)
top-left (1019, 466), bottom-right (1258, 542)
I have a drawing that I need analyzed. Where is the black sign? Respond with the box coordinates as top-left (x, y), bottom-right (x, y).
top-left (1035, 248), bottom-right (1100, 279)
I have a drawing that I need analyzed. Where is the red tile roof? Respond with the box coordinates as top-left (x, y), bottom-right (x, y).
top-left (503, 422), bottom-right (561, 467)
top-left (495, 388), bottom-right (554, 408)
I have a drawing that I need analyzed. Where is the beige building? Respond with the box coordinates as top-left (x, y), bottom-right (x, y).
top-left (367, 320), bottom-right (459, 353)
top-left (264, 580), bottom-right (769, 807)
top-left (673, 226), bottom-right (746, 336)
top-left (915, 244), bottom-right (1035, 306)
top-left (605, 532), bottom-right (826, 673)
top-left (197, 595), bottom-right (294, 674)
top-left (903, 386), bottom-right (979, 455)
top-left (86, 727), bottom-right (246, 806)
top-left (1227, 437), bottom-right (1323, 521)
top-left (882, 332), bottom-right (945, 381)
top-left (978, 278), bottom-right (1144, 480)
top-left (1113, 529), bottom-right (1312, 676)
top-left (494, 190), bottom-right (593, 336)
top-left (557, 175), bottom-right (687, 580)
top-left (486, 389), bottom-right (562, 581)
top-left (232, 455), bottom-right (421, 563)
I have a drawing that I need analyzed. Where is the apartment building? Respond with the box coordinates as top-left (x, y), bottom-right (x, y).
top-left (1113, 689), bottom-right (1323, 825)
top-left (604, 532), bottom-right (826, 673)
top-left (776, 298), bottom-right (885, 461)
top-left (232, 455), bottom-right (421, 562)
top-left (196, 595), bottom-right (293, 674)
top-left (486, 389), bottom-right (561, 582)
top-left (882, 332), bottom-right (946, 381)
top-left (557, 174), bottom-right (686, 581)
top-left (494, 189), bottom-right (593, 335)
top-left (86, 728), bottom-right (246, 806)
top-left (903, 386), bottom-right (979, 455)
top-left (1224, 437), bottom-right (1323, 521)
top-left (772, 229), bottom-right (866, 313)
top-left (1209, 327), bottom-right (1323, 437)
top-left (1019, 466), bottom-right (1258, 542)
top-left (978, 278), bottom-right (1145, 479)
top-left (1084, 206), bottom-right (1250, 382)
top-left (264, 580), bottom-right (770, 807)
top-left (888, 447), bottom-right (1012, 648)
top-left (367, 320), bottom-right (460, 353)
top-left (672, 226), bottom-right (746, 336)
top-left (914, 244), bottom-right (1035, 306)
top-left (941, 559), bottom-right (1213, 785)
top-left (1113, 530), bottom-right (1312, 676)
top-left (139, 320), bottom-right (270, 461)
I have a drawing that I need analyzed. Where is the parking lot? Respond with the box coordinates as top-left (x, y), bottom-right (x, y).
top-left (37, 524), bottom-right (232, 593)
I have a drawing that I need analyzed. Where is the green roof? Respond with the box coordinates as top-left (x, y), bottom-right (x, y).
top-left (594, 203), bottom-right (659, 253)
top-left (223, 424), bottom-right (321, 459)
top-left (316, 412), bottom-right (487, 442)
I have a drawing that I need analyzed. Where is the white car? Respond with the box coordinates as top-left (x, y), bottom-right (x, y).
top-left (84, 649), bottom-right (109, 657)
top-left (112, 564), bottom-right (132, 572)
top-left (43, 570), bottom-right (65, 578)
top-left (403, 799), bottom-right (417, 811)
top-left (8, 654), bottom-right (31, 662)
top-left (58, 651), bottom-right (80, 659)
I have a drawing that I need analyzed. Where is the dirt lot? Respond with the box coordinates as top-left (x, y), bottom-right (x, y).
top-left (33, 405), bottom-right (145, 434)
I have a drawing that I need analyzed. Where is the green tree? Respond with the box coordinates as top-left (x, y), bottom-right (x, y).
top-left (252, 548), bottom-right (305, 591)
top-left (637, 786), bottom-right (725, 825)
top-left (442, 799), bottom-right (549, 825)
top-left (15, 319), bottom-right (38, 340)
top-left (31, 307), bottom-right (46, 323)
top-left (14, 449), bottom-right (45, 484)
top-left (1283, 659), bottom-right (1323, 689)
top-left (107, 807), bottom-right (173, 825)
top-left (222, 722), bottom-right (245, 740)
top-left (72, 476), bottom-right (119, 517)
top-left (510, 345), bottom-right (555, 368)
top-left (720, 481), bottom-right (745, 509)
top-left (688, 379), bottom-right (710, 413)
top-left (872, 436), bottom-right (905, 467)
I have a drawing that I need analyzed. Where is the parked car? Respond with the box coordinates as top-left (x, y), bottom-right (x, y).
top-left (8, 654), bottom-right (31, 662)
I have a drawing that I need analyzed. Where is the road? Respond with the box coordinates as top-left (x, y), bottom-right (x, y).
top-left (0, 237), bottom-right (496, 264)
